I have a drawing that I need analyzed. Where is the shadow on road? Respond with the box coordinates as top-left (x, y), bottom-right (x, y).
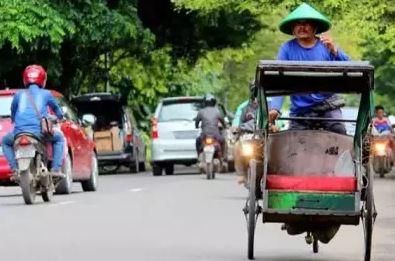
top-left (0, 193), bottom-right (21, 198)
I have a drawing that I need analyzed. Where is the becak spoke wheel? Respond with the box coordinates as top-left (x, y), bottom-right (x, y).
top-left (362, 163), bottom-right (376, 261)
top-left (247, 159), bottom-right (259, 260)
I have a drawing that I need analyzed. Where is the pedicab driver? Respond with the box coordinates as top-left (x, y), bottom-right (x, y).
top-left (268, 3), bottom-right (350, 244)
top-left (269, 3), bottom-right (349, 134)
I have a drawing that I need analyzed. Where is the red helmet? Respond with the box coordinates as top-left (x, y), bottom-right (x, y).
top-left (23, 65), bottom-right (47, 88)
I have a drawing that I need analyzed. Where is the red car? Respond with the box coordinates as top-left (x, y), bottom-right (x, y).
top-left (0, 89), bottom-right (98, 194)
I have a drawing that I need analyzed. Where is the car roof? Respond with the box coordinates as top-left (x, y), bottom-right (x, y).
top-left (161, 96), bottom-right (204, 102)
top-left (72, 92), bottom-right (122, 102)
top-left (0, 88), bottom-right (63, 98)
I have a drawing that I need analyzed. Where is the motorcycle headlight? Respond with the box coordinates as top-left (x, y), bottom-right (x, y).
top-left (374, 142), bottom-right (387, 156)
top-left (242, 143), bottom-right (255, 157)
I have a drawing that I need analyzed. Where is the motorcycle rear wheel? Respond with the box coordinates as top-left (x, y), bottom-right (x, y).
top-left (206, 162), bottom-right (214, 180)
top-left (20, 169), bottom-right (36, 205)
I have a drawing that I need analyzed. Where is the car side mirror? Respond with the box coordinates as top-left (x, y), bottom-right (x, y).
top-left (82, 114), bottom-right (96, 126)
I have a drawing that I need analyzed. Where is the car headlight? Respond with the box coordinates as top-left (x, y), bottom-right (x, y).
top-left (0, 145), bottom-right (3, 156)
top-left (374, 142), bottom-right (387, 156)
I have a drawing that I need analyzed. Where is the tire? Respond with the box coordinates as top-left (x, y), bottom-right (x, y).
top-left (41, 179), bottom-right (54, 202)
top-left (206, 163), bottom-right (213, 180)
top-left (81, 153), bottom-right (99, 192)
top-left (152, 163), bottom-right (163, 176)
top-left (228, 160), bottom-right (235, 172)
top-left (165, 164), bottom-right (174, 175)
top-left (247, 160), bottom-right (257, 260)
top-left (130, 148), bottom-right (140, 173)
top-left (379, 157), bottom-right (385, 178)
top-left (56, 153), bottom-right (73, 194)
top-left (139, 162), bottom-right (146, 172)
top-left (363, 164), bottom-right (374, 261)
top-left (313, 238), bottom-right (319, 253)
top-left (20, 168), bottom-right (36, 205)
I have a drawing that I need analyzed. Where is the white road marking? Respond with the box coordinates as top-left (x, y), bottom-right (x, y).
top-left (49, 200), bottom-right (75, 207)
top-left (129, 188), bottom-right (144, 192)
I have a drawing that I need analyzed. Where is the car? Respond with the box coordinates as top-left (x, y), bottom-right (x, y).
top-left (151, 96), bottom-right (233, 176)
top-left (342, 106), bottom-right (359, 136)
top-left (71, 92), bottom-right (146, 174)
top-left (0, 89), bottom-right (98, 194)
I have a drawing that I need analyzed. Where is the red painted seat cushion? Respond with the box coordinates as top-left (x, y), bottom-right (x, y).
top-left (266, 175), bottom-right (357, 192)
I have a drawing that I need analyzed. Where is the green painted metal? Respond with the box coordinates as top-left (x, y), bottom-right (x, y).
top-left (268, 191), bottom-right (356, 212)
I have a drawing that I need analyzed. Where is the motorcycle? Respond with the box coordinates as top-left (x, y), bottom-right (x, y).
top-left (13, 121), bottom-right (66, 204)
top-left (200, 135), bottom-right (222, 180)
top-left (372, 136), bottom-right (392, 178)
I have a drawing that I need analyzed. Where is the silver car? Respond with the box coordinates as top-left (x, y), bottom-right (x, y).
top-left (151, 96), bottom-right (233, 176)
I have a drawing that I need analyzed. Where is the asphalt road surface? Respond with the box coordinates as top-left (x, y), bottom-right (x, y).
top-left (0, 167), bottom-right (394, 261)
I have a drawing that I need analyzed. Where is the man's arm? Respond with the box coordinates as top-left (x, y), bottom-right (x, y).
top-left (195, 111), bottom-right (201, 129)
top-left (47, 93), bottom-right (64, 120)
top-left (218, 110), bottom-right (226, 127)
top-left (269, 43), bottom-right (288, 118)
top-left (331, 49), bottom-right (349, 61)
top-left (10, 93), bottom-right (19, 123)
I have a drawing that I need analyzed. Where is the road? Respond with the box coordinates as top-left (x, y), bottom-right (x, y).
top-left (0, 167), bottom-right (394, 261)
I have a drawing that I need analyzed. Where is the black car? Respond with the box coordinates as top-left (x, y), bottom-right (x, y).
top-left (72, 93), bottom-right (146, 173)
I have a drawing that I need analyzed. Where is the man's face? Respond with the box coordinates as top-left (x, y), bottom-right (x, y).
top-left (376, 109), bottom-right (385, 118)
top-left (292, 20), bottom-right (316, 40)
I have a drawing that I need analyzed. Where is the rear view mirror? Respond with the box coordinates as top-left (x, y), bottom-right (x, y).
top-left (82, 114), bottom-right (96, 126)
top-left (61, 106), bottom-right (68, 115)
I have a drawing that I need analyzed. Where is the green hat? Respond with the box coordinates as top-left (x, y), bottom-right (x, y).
top-left (279, 3), bottom-right (331, 35)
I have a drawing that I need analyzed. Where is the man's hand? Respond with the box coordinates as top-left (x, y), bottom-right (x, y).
top-left (268, 109), bottom-right (280, 123)
top-left (320, 32), bottom-right (338, 56)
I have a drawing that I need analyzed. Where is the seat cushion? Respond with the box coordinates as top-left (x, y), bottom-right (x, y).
top-left (266, 175), bottom-right (357, 192)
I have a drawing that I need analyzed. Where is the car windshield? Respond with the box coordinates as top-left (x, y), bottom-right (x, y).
top-left (159, 100), bottom-right (204, 122)
top-left (0, 96), bottom-right (12, 118)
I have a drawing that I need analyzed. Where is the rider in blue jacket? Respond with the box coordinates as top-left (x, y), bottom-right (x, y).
top-left (2, 65), bottom-right (65, 180)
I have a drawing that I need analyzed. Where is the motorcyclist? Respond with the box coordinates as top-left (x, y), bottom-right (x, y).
top-left (195, 94), bottom-right (226, 157)
top-left (234, 82), bottom-right (259, 185)
top-left (373, 105), bottom-right (393, 135)
top-left (2, 65), bottom-right (65, 180)
top-left (372, 105), bottom-right (394, 163)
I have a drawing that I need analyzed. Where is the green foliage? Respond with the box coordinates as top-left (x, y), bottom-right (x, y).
top-left (1, 0), bottom-right (395, 128)
top-left (0, 0), bottom-right (73, 51)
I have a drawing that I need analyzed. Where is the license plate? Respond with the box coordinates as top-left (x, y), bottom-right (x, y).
top-left (203, 145), bottom-right (215, 152)
top-left (15, 146), bottom-right (35, 159)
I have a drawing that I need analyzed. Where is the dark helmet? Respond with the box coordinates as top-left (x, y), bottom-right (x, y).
top-left (23, 65), bottom-right (47, 88)
top-left (204, 94), bottom-right (217, 107)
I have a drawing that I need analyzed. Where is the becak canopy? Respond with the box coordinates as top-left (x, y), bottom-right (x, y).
top-left (279, 3), bottom-right (331, 35)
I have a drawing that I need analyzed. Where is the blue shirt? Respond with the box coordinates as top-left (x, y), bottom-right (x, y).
top-left (271, 38), bottom-right (349, 114)
top-left (11, 85), bottom-right (64, 136)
